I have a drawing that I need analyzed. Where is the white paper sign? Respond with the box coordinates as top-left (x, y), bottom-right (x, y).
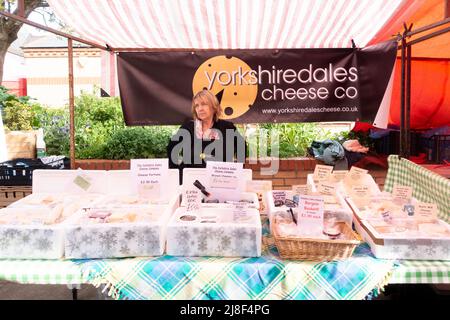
top-left (296, 195), bottom-right (324, 236)
top-left (184, 189), bottom-right (201, 213)
top-left (347, 166), bottom-right (368, 182)
top-left (351, 185), bottom-right (370, 198)
top-left (317, 182), bottom-right (336, 196)
top-left (416, 202), bottom-right (438, 219)
top-left (313, 165), bottom-right (333, 181)
top-left (392, 185), bottom-right (413, 202)
top-left (207, 161), bottom-right (243, 201)
top-left (130, 159), bottom-right (168, 200)
top-left (292, 184), bottom-right (308, 195)
top-left (232, 202), bottom-right (250, 221)
top-left (329, 170), bottom-right (348, 183)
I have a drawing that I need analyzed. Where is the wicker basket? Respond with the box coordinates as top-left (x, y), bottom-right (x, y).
top-left (0, 186), bottom-right (32, 208)
top-left (272, 221), bottom-right (362, 261)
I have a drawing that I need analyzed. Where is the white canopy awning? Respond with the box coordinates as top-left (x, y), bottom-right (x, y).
top-left (47, 0), bottom-right (417, 50)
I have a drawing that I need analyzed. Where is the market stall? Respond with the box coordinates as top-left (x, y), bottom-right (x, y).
top-left (0, 156), bottom-right (449, 300)
top-left (1, 0), bottom-right (449, 301)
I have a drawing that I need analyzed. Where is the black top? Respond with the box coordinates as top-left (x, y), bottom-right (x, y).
top-left (167, 119), bottom-right (246, 182)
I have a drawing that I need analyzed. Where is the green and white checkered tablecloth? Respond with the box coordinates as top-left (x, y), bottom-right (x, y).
top-left (0, 259), bottom-right (85, 285)
top-left (384, 155), bottom-right (450, 222)
top-left (389, 260), bottom-right (450, 284)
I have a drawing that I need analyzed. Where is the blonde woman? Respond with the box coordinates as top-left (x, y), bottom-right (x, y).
top-left (167, 89), bottom-right (246, 182)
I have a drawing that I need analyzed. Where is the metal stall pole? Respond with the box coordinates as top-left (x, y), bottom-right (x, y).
top-left (17, 0), bottom-right (24, 17)
top-left (405, 44), bottom-right (412, 159)
top-left (72, 287), bottom-right (78, 300)
top-left (400, 32), bottom-right (406, 157)
top-left (68, 39), bottom-right (75, 169)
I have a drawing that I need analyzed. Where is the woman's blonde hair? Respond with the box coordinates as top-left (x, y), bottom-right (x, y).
top-left (191, 89), bottom-right (222, 122)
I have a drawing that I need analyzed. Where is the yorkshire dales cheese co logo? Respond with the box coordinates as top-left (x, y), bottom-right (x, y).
top-left (192, 56), bottom-right (258, 120)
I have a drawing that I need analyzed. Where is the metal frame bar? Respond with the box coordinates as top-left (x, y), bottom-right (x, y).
top-left (0, 11), bottom-right (107, 50)
top-left (406, 17), bottom-right (450, 37)
top-left (446, 0), bottom-right (450, 18)
top-left (17, 0), bottom-right (24, 17)
top-left (0, 10), bottom-right (108, 169)
top-left (400, 35), bottom-right (406, 157)
top-left (398, 18), bottom-right (450, 158)
top-left (405, 45), bottom-right (411, 159)
top-left (68, 39), bottom-right (75, 169)
top-left (408, 25), bottom-right (450, 46)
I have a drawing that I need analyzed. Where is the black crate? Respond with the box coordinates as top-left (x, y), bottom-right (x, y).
top-left (373, 130), bottom-right (422, 156)
top-left (0, 158), bottom-right (57, 186)
top-left (422, 135), bottom-right (450, 163)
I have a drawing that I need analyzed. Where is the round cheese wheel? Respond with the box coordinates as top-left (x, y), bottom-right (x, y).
top-left (193, 55), bottom-right (258, 120)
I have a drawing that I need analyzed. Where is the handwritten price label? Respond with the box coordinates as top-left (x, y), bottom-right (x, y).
top-left (416, 202), bottom-right (438, 219)
top-left (292, 185), bottom-right (308, 195)
top-left (185, 189), bottom-right (201, 213)
top-left (131, 159), bottom-right (168, 199)
top-left (392, 185), bottom-right (413, 202)
top-left (313, 165), bottom-right (333, 181)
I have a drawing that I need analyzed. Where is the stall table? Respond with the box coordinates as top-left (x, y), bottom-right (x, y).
top-left (0, 220), bottom-right (448, 300)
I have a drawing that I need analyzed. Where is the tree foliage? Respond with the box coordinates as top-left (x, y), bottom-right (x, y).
top-left (0, 0), bottom-right (48, 81)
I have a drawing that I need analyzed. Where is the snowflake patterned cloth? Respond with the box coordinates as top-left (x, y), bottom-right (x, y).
top-left (78, 218), bottom-right (397, 300)
top-left (0, 226), bottom-right (64, 259)
top-left (1, 218), bottom-right (449, 293)
top-left (65, 224), bottom-right (163, 259)
top-left (166, 225), bottom-right (261, 257)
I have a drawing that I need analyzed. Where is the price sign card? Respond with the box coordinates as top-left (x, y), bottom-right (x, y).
top-left (392, 184), bottom-right (413, 202)
top-left (232, 202), bottom-right (252, 222)
top-left (207, 161), bottom-right (243, 201)
top-left (184, 188), bottom-right (201, 213)
top-left (351, 185), bottom-right (370, 198)
top-left (131, 159), bottom-right (168, 200)
top-left (415, 202), bottom-right (438, 220)
top-left (313, 165), bottom-right (333, 181)
top-left (346, 166), bottom-right (368, 182)
top-left (296, 195), bottom-right (324, 236)
top-left (292, 185), bottom-right (308, 196)
top-left (350, 185), bottom-right (371, 207)
top-left (329, 170), bottom-right (348, 183)
top-left (317, 182), bottom-right (336, 196)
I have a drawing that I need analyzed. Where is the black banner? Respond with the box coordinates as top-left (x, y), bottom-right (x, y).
top-left (117, 41), bottom-right (397, 125)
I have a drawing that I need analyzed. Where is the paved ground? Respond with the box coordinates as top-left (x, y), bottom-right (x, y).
top-left (1, 281), bottom-right (449, 300)
top-left (0, 280), bottom-right (101, 300)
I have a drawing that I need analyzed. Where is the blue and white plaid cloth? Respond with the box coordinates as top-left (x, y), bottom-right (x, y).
top-left (78, 218), bottom-right (395, 300)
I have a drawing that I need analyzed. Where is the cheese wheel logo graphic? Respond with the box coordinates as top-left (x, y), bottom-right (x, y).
top-left (193, 56), bottom-right (258, 120)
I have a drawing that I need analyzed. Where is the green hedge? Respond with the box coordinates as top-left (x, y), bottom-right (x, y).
top-left (1, 88), bottom-right (340, 159)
